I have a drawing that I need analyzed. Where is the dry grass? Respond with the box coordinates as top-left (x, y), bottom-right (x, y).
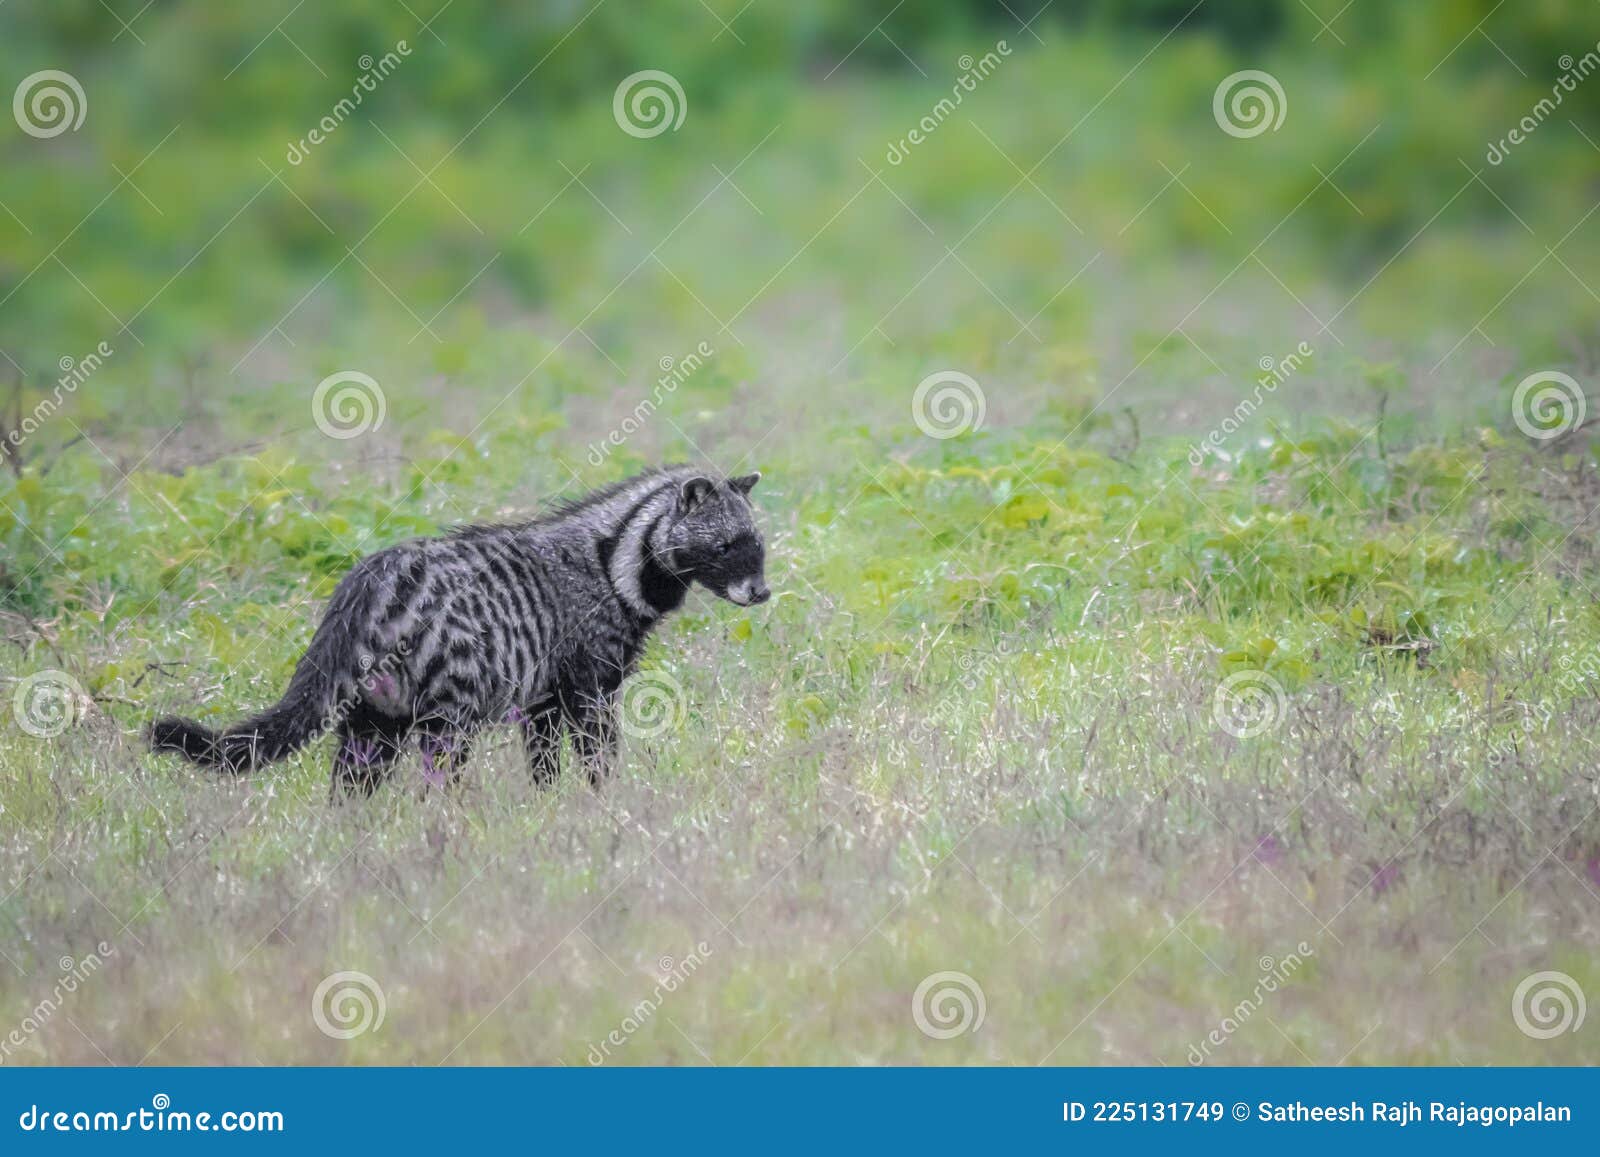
top-left (5, 538), bottom-right (1599, 1064)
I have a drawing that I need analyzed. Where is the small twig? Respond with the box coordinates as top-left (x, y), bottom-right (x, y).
top-left (91, 692), bottom-right (143, 709)
top-left (14, 612), bottom-right (69, 669)
top-left (35, 433), bottom-right (87, 477)
top-left (1, 367), bottom-right (22, 478)
top-left (1542, 414), bottom-right (1600, 449)
top-left (130, 660), bottom-right (191, 689)
top-left (1120, 405), bottom-right (1141, 457)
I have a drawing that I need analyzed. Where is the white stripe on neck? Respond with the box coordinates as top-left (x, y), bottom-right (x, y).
top-left (608, 482), bottom-right (676, 618)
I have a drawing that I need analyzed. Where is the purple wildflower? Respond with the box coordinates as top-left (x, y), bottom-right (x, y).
top-left (1370, 862), bottom-right (1400, 895)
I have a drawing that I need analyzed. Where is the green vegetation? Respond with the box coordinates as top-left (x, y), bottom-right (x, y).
top-left (2, 2), bottom-right (1598, 1064)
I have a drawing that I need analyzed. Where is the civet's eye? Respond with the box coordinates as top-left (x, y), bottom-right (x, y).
top-left (716, 541), bottom-right (732, 555)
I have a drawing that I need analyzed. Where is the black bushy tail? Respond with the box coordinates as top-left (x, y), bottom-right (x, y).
top-left (147, 698), bottom-right (320, 773)
top-left (148, 600), bottom-right (363, 774)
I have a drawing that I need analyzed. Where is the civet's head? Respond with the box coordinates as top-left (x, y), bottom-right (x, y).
top-left (662, 472), bottom-right (769, 607)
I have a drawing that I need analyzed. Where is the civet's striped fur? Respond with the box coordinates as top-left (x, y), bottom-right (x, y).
top-left (148, 466), bottom-right (768, 795)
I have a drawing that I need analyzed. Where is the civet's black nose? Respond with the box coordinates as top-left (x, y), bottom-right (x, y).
top-left (750, 584), bottom-right (771, 604)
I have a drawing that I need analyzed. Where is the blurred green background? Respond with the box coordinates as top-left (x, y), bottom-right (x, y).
top-left (3, 1), bottom-right (1598, 402)
top-left (6, 0), bottom-right (1593, 624)
top-left (3, 0), bottom-right (1600, 596)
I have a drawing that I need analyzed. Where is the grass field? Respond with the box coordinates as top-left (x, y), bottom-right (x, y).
top-left (3, 5), bottom-right (1599, 1065)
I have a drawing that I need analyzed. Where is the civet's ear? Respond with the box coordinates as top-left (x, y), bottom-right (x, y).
top-left (728, 472), bottom-right (761, 496)
top-left (679, 475), bottom-right (715, 512)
